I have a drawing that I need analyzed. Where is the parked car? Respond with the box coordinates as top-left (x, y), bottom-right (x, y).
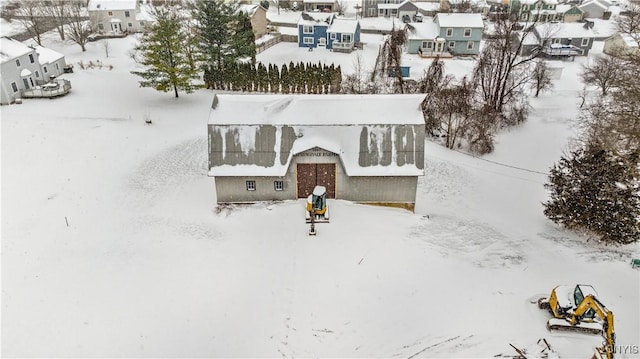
top-left (413, 13), bottom-right (423, 22)
top-left (402, 14), bottom-right (411, 23)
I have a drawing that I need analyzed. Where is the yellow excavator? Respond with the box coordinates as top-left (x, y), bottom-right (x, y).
top-left (306, 185), bottom-right (329, 235)
top-left (538, 285), bottom-right (615, 359)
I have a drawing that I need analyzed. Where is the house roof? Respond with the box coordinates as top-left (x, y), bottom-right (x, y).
top-left (88, 0), bottom-right (137, 11)
top-left (238, 4), bottom-right (261, 16)
top-left (434, 13), bottom-right (484, 28)
top-left (579, 0), bottom-right (609, 10)
top-left (612, 33), bottom-right (640, 47)
top-left (0, 37), bottom-right (33, 63)
top-left (208, 94), bottom-right (427, 126)
top-left (535, 22), bottom-right (595, 39)
top-left (519, 0), bottom-right (558, 4)
top-left (297, 12), bottom-right (335, 26)
top-left (414, 2), bottom-right (441, 11)
top-left (34, 45), bottom-right (64, 64)
top-left (327, 18), bottom-right (359, 33)
top-left (406, 21), bottom-right (440, 39)
top-left (556, 4), bottom-right (582, 13)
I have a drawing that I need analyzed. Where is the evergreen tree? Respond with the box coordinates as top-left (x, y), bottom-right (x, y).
top-left (131, 8), bottom-right (201, 98)
top-left (232, 11), bottom-right (257, 65)
top-left (190, 0), bottom-right (237, 87)
top-left (281, 63), bottom-right (290, 94)
top-left (544, 146), bottom-right (640, 244)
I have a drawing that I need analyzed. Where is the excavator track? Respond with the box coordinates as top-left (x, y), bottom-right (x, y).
top-left (547, 318), bottom-right (604, 335)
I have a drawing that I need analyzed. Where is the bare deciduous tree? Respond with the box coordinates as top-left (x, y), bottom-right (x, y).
top-left (13, 0), bottom-right (48, 45)
top-left (380, 27), bottom-right (407, 94)
top-left (472, 15), bottom-right (541, 125)
top-left (580, 55), bottom-right (623, 96)
top-left (66, 1), bottom-right (93, 52)
top-left (532, 59), bottom-right (553, 97)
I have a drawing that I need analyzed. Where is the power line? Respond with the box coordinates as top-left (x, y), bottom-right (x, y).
top-left (450, 148), bottom-right (550, 176)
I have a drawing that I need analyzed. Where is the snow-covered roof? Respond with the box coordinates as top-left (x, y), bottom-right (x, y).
top-left (535, 22), bottom-right (595, 39)
top-left (303, 0), bottom-right (336, 3)
top-left (208, 94), bottom-right (426, 126)
top-left (88, 0), bottom-right (137, 11)
top-left (414, 2), bottom-right (441, 11)
top-left (406, 21), bottom-right (440, 39)
top-left (327, 18), bottom-right (359, 33)
top-left (238, 4), bottom-right (260, 16)
top-left (556, 4), bottom-right (581, 13)
top-left (434, 13), bottom-right (484, 28)
top-left (0, 37), bottom-right (33, 63)
top-left (208, 125), bottom-right (424, 177)
top-left (297, 12), bottom-right (335, 26)
top-left (208, 95), bottom-right (425, 177)
top-left (579, 0), bottom-right (609, 10)
top-left (619, 33), bottom-right (639, 47)
top-left (34, 45), bottom-right (64, 64)
top-left (519, 0), bottom-right (558, 4)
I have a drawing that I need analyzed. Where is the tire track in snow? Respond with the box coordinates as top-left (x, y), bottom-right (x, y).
top-left (125, 137), bottom-right (220, 241)
top-left (127, 137), bottom-right (208, 205)
top-left (408, 215), bottom-right (526, 268)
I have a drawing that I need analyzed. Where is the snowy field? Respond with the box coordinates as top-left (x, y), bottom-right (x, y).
top-left (2, 25), bottom-right (639, 358)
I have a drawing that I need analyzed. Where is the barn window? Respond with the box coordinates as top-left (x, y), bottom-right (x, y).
top-left (274, 181), bottom-right (284, 191)
top-left (246, 180), bottom-right (256, 191)
top-left (11, 82), bottom-right (18, 92)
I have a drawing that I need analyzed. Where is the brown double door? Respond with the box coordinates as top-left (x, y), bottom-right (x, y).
top-left (297, 163), bottom-right (336, 198)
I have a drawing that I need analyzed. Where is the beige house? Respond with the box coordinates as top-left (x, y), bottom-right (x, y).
top-left (238, 4), bottom-right (268, 39)
top-left (603, 33), bottom-right (639, 58)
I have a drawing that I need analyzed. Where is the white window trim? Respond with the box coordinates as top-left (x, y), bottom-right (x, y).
top-left (581, 38), bottom-right (589, 46)
top-left (330, 33), bottom-right (336, 40)
top-left (246, 180), bottom-right (256, 191)
top-left (446, 28), bottom-right (453, 37)
top-left (15, 59), bottom-right (20, 67)
top-left (303, 25), bottom-right (313, 34)
top-left (448, 41), bottom-right (455, 48)
top-left (274, 181), bottom-right (284, 191)
top-left (463, 28), bottom-right (471, 37)
top-left (303, 37), bottom-right (314, 45)
top-left (10, 82), bottom-right (18, 93)
top-left (467, 41), bottom-right (474, 50)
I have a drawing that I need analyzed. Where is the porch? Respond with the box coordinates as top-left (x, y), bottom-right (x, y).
top-left (418, 48), bottom-right (453, 58)
top-left (331, 41), bottom-right (355, 53)
top-left (21, 79), bottom-right (72, 100)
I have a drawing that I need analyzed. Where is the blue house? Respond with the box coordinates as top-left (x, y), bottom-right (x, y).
top-left (433, 13), bottom-right (484, 56)
top-left (297, 12), bottom-right (361, 53)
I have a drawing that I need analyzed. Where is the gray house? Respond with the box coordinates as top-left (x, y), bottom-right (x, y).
top-left (519, 22), bottom-right (596, 57)
top-left (1, 37), bottom-right (67, 105)
top-left (207, 94), bottom-right (426, 211)
top-left (433, 13), bottom-right (484, 55)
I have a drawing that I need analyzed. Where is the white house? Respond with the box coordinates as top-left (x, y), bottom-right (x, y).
top-left (88, 0), bottom-right (153, 34)
top-left (0, 37), bottom-right (67, 105)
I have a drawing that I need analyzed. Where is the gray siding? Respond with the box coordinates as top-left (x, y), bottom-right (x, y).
top-left (215, 176), bottom-right (293, 202)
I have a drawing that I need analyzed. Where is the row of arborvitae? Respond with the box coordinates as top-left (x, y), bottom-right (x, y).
top-left (204, 61), bottom-right (343, 94)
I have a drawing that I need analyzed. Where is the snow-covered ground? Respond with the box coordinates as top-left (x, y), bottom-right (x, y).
top-left (1, 25), bottom-right (639, 359)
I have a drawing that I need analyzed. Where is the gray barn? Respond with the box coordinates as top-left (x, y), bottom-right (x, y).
top-left (207, 94), bottom-right (426, 211)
